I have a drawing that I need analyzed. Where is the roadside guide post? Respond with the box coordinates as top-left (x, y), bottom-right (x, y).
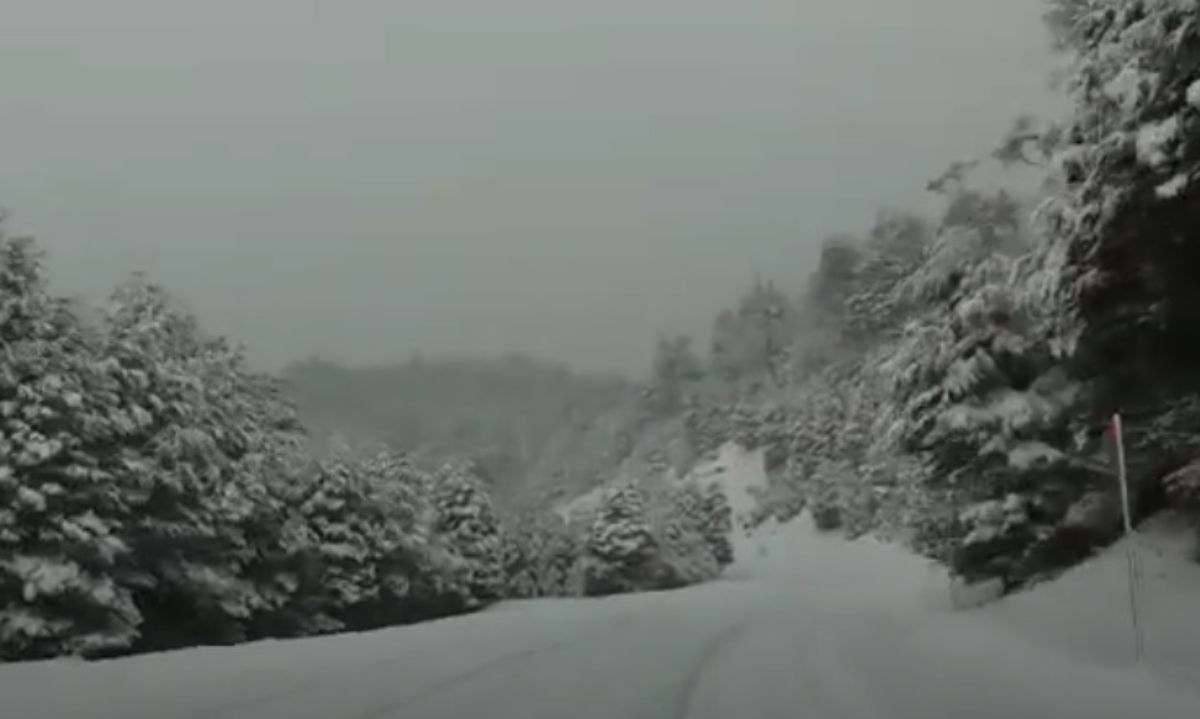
top-left (1109, 413), bottom-right (1144, 663)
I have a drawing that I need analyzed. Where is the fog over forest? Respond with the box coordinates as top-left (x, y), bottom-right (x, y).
top-left (2, 0), bottom-right (1057, 374)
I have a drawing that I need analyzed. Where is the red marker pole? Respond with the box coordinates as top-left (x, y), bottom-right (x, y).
top-left (1110, 413), bottom-right (1143, 663)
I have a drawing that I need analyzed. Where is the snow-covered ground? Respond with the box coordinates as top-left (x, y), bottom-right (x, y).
top-left (4, 447), bottom-right (1200, 718)
top-left (987, 512), bottom-right (1200, 692)
top-left (740, 496), bottom-right (1200, 683)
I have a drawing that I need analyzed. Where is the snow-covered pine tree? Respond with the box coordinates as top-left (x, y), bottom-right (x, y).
top-left (0, 235), bottom-right (141, 660)
top-left (223, 390), bottom-right (312, 640)
top-left (805, 236), bottom-right (862, 336)
top-left (279, 448), bottom-right (453, 632)
top-left (843, 211), bottom-right (931, 342)
top-left (806, 458), bottom-right (851, 532)
top-left (876, 186), bottom-right (1096, 585)
top-left (825, 358), bottom-right (906, 539)
top-left (759, 372), bottom-right (836, 524)
top-left (284, 456), bottom-right (381, 633)
top-left (1041, 0), bottom-right (1200, 549)
top-left (431, 460), bottom-right (504, 606)
top-left (698, 482), bottom-right (734, 566)
top-left (650, 481), bottom-right (718, 586)
top-left (499, 508), bottom-right (582, 598)
top-left (765, 356), bottom-right (871, 532)
top-left (366, 450), bottom-right (477, 623)
top-left (710, 279), bottom-right (797, 385)
top-left (644, 335), bottom-right (705, 419)
top-left (682, 402), bottom-right (731, 460)
top-left (582, 485), bottom-right (658, 596)
top-left (498, 509), bottom-right (543, 599)
top-left (98, 277), bottom-right (299, 650)
top-left (237, 463), bottom-right (319, 639)
top-left (538, 511), bottom-right (585, 596)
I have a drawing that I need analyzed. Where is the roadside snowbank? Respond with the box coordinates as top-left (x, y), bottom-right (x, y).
top-left (734, 501), bottom-right (1200, 698)
top-left (986, 512), bottom-right (1200, 691)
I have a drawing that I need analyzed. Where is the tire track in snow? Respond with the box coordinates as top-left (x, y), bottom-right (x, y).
top-left (182, 606), bottom-right (642, 719)
top-left (345, 606), bottom-right (663, 719)
top-left (181, 614), bottom-right (628, 719)
top-left (671, 613), bottom-right (757, 719)
top-left (352, 596), bottom-right (760, 719)
top-left (345, 635), bottom-right (589, 719)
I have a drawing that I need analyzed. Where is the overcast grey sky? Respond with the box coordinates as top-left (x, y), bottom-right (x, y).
top-left (1, 0), bottom-right (1058, 375)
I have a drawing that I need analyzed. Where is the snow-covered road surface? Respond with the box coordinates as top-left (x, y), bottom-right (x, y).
top-left (6, 516), bottom-right (1200, 719)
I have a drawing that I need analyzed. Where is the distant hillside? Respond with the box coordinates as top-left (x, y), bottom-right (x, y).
top-left (280, 355), bottom-right (640, 502)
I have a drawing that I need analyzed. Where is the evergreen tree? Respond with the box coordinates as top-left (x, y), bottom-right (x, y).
top-left (431, 461), bottom-right (504, 606)
top-left (582, 485), bottom-right (657, 596)
top-left (1044, 0), bottom-right (1200, 411)
top-left (653, 482), bottom-right (719, 586)
top-left (806, 237), bottom-right (862, 331)
top-left (500, 509), bottom-right (582, 598)
top-left (0, 236), bottom-right (141, 659)
top-left (645, 335), bottom-right (704, 418)
top-left (843, 211), bottom-right (930, 341)
top-left (711, 279), bottom-right (796, 383)
top-left (499, 510), bottom-right (543, 599)
top-left (698, 482), bottom-right (734, 566)
top-left (285, 457), bottom-right (386, 633)
top-left (98, 277), bottom-right (303, 650)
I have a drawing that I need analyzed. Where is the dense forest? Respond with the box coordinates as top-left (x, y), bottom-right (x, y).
top-left (5, 0), bottom-right (1200, 662)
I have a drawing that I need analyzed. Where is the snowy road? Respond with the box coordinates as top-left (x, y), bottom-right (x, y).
top-left (5, 520), bottom-right (1200, 719)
